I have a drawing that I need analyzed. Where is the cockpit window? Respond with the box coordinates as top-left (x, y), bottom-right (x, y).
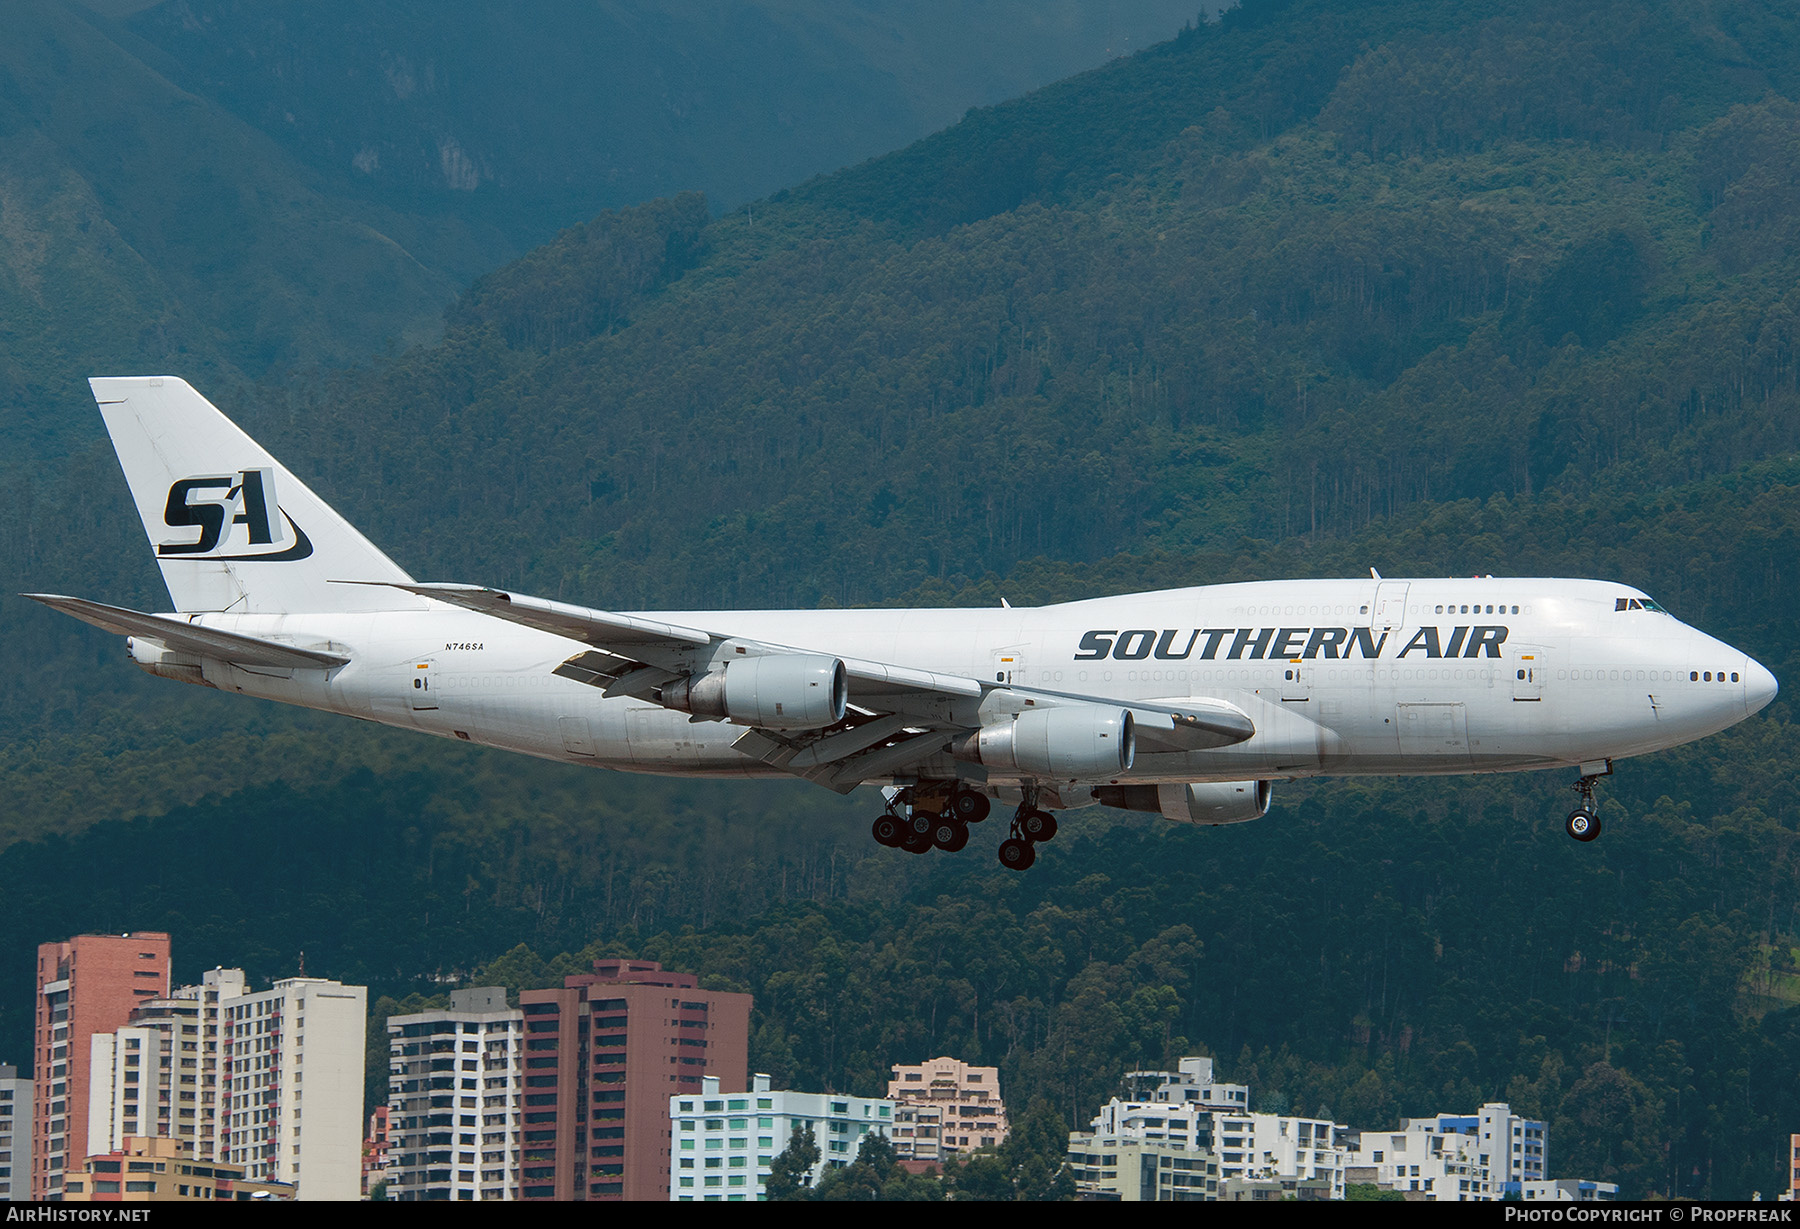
top-left (1615, 597), bottom-right (1670, 613)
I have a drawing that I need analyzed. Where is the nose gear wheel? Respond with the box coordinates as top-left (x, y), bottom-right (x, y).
top-left (1565, 762), bottom-right (1614, 842)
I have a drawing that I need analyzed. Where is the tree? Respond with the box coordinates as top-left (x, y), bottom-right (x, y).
top-left (765, 1124), bottom-right (821, 1201)
top-left (948, 1099), bottom-right (1077, 1201)
top-left (810, 1132), bottom-right (944, 1202)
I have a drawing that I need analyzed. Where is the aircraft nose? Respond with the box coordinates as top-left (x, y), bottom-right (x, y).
top-left (1745, 656), bottom-right (1779, 715)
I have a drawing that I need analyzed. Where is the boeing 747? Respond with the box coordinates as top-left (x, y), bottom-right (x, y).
top-left (26, 379), bottom-right (1779, 868)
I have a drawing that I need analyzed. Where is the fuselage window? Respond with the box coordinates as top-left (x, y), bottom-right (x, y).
top-left (1435, 605), bottom-right (1444, 614)
top-left (1704, 672), bottom-right (1712, 681)
top-left (1732, 672), bottom-right (1740, 682)
top-left (1690, 671), bottom-right (1699, 681)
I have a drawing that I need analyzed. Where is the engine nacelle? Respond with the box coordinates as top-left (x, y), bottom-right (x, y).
top-left (126, 636), bottom-right (214, 688)
top-left (964, 705), bottom-right (1136, 780)
top-left (661, 654), bottom-right (847, 730)
top-left (1095, 780), bottom-right (1272, 825)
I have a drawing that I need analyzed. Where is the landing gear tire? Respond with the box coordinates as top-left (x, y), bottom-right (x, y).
top-left (1565, 808), bottom-right (1601, 842)
top-left (872, 815), bottom-right (903, 847)
top-left (900, 832), bottom-right (933, 855)
top-left (907, 811), bottom-right (935, 839)
top-left (1019, 810), bottom-right (1058, 842)
top-left (931, 817), bottom-right (970, 852)
top-left (950, 790), bottom-right (991, 823)
top-left (998, 838), bottom-right (1037, 870)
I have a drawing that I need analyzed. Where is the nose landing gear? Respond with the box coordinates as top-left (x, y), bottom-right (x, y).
top-left (1564, 760), bottom-right (1612, 843)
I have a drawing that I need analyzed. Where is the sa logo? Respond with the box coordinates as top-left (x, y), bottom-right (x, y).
top-left (159, 468), bottom-right (313, 561)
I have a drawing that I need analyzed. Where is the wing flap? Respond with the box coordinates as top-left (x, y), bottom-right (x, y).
top-left (24, 594), bottom-right (349, 669)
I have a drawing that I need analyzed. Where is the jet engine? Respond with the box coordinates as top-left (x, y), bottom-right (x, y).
top-left (960, 705), bottom-right (1136, 779)
top-left (126, 636), bottom-right (213, 688)
top-left (1094, 780), bottom-right (1272, 825)
top-left (660, 654), bottom-right (847, 730)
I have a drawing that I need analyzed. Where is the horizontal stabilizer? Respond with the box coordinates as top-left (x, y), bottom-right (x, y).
top-left (23, 594), bottom-right (349, 669)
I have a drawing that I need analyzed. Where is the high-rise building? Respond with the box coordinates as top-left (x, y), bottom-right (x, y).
top-left (84, 969), bottom-right (248, 1167)
top-left (518, 959), bottom-right (751, 1202)
top-left (221, 977), bottom-right (366, 1200)
top-left (668, 1073), bottom-right (893, 1201)
top-left (386, 987), bottom-right (523, 1201)
top-left (887, 1057), bottom-right (1009, 1162)
top-left (0, 1064), bottom-right (32, 1201)
top-left (33, 932), bottom-right (171, 1199)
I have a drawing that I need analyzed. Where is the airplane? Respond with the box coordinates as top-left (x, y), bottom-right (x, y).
top-left (25, 378), bottom-right (1780, 869)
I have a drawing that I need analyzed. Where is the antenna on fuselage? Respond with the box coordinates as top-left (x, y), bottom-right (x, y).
top-left (1370, 567), bottom-right (1382, 580)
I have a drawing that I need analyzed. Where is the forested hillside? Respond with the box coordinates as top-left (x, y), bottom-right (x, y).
top-left (0, 0), bottom-right (1200, 453)
top-left (4, 0), bottom-right (1800, 1198)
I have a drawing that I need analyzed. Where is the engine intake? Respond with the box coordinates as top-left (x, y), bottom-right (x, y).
top-left (962, 705), bottom-right (1135, 780)
top-left (661, 654), bottom-right (847, 730)
top-left (1095, 780), bottom-right (1272, 825)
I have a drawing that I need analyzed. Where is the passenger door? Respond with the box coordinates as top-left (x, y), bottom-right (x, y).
top-left (1512, 646), bottom-right (1547, 701)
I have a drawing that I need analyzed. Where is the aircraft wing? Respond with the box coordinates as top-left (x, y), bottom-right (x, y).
top-left (23, 594), bottom-right (350, 669)
top-left (373, 581), bottom-right (1252, 789)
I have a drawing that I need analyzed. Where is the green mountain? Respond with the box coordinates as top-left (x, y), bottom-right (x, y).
top-left (5, 0), bottom-right (1800, 1198)
top-left (125, 0), bottom-right (1208, 245)
top-left (0, 0), bottom-right (1204, 454)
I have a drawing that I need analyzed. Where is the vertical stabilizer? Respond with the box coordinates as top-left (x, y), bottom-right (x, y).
top-left (90, 376), bottom-right (425, 613)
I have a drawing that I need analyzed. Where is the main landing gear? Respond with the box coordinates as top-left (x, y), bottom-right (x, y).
top-left (870, 782), bottom-right (1060, 869)
top-left (997, 786), bottom-right (1058, 872)
top-left (871, 784), bottom-right (991, 857)
top-left (1564, 760), bottom-right (1613, 843)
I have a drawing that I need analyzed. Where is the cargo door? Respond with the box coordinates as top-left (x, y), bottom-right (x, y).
top-left (1396, 702), bottom-right (1469, 762)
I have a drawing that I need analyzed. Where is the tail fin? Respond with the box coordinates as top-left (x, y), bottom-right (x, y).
top-left (91, 377), bottom-right (425, 613)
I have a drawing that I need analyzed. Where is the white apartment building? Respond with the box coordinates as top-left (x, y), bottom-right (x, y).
top-left (222, 977), bottom-right (365, 1200)
top-left (1120, 1055), bottom-right (1250, 1110)
top-left (386, 987), bottom-right (524, 1202)
top-left (887, 1057), bottom-right (1007, 1161)
top-left (1347, 1121), bottom-right (1495, 1201)
top-left (1092, 1095), bottom-right (1349, 1198)
top-left (0, 1065), bottom-right (30, 1201)
top-left (1417, 1103), bottom-right (1546, 1187)
top-left (669, 1074), bottom-right (892, 1201)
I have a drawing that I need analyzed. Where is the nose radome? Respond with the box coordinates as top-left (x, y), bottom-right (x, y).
top-left (1745, 656), bottom-right (1779, 715)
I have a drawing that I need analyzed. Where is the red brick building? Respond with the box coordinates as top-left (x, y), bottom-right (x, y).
top-left (33, 933), bottom-right (172, 1199)
top-left (519, 959), bottom-right (750, 1201)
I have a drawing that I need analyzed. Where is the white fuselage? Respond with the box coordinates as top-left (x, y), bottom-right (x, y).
top-left (146, 577), bottom-right (1775, 797)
